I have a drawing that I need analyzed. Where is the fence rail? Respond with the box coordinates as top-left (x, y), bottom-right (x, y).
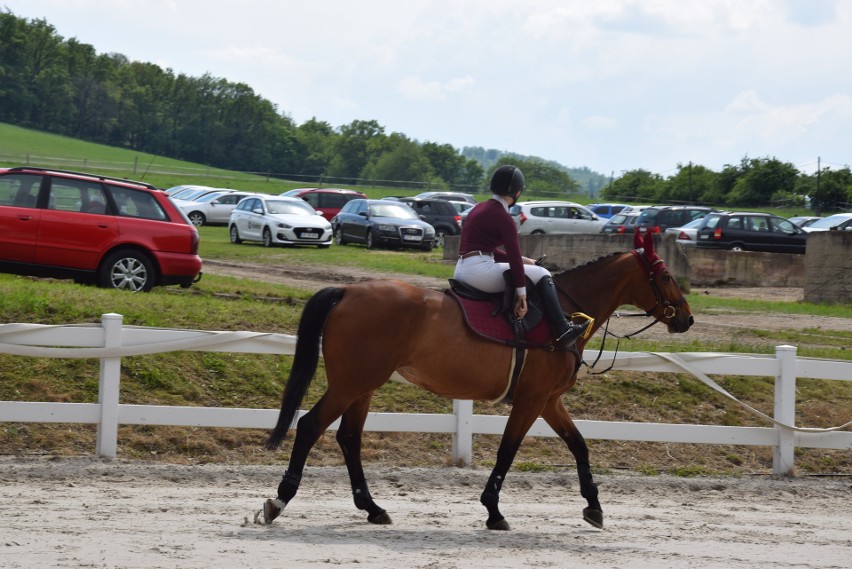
top-left (1, 314), bottom-right (850, 475)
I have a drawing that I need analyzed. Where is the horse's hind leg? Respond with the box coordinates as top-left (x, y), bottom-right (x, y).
top-left (264, 394), bottom-right (348, 524)
top-left (541, 396), bottom-right (604, 528)
top-left (336, 393), bottom-right (391, 525)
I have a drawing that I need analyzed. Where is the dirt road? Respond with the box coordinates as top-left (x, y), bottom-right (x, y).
top-left (1, 457), bottom-right (850, 569)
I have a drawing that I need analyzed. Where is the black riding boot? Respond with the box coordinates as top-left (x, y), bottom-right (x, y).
top-left (536, 275), bottom-right (589, 347)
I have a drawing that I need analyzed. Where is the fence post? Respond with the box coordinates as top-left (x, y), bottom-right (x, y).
top-left (95, 313), bottom-right (123, 458)
top-left (452, 399), bottom-right (473, 466)
top-left (773, 345), bottom-right (797, 475)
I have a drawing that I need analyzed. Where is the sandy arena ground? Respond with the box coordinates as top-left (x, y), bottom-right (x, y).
top-left (1, 457), bottom-right (850, 568)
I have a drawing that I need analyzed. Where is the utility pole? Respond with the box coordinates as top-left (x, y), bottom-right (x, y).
top-left (815, 156), bottom-right (821, 215)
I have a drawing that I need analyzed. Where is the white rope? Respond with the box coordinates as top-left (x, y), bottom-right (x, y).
top-left (652, 352), bottom-right (852, 433)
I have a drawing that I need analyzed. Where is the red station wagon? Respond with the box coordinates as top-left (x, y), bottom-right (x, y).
top-left (0, 167), bottom-right (203, 292)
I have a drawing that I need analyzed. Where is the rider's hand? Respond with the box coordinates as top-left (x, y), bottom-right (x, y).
top-left (514, 295), bottom-right (528, 320)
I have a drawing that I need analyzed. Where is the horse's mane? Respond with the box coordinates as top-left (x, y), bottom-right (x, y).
top-left (552, 250), bottom-right (628, 279)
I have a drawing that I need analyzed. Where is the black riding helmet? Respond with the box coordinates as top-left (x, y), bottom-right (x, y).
top-left (490, 165), bottom-right (525, 205)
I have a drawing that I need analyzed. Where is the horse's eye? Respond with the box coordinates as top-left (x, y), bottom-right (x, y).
top-left (661, 274), bottom-right (672, 283)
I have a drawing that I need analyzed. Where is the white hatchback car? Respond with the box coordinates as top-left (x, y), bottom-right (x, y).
top-left (228, 195), bottom-right (333, 247)
top-left (510, 200), bottom-right (604, 234)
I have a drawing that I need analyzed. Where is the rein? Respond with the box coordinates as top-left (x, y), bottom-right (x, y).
top-left (554, 249), bottom-right (686, 375)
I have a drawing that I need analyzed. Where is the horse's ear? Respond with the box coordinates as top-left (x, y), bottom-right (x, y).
top-left (633, 227), bottom-right (644, 249)
top-left (643, 230), bottom-right (655, 254)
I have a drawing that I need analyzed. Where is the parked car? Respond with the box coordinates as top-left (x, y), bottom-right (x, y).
top-left (600, 211), bottom-right (641, 234)
top-left (587, 203), bottom-right (631, 219)
top-left (510, 200), bottom-right (604, 234)
top-left (636, 205), bottom-right (715, 234)
top-left (414, 191), bottom-right (477, 205)
top-left (788, 216), bottom-right (823, 228)
top-left (332, 199), bottom-right (436, 250)
top-left (397, 197), bottom-right (461, 247)
top-left (0, 166), bottom-right (202, 291)
top-left (279, 187), bottom-right (368, 222)
top-left (228, 195), bottom-right (332, 248)
top-left (695, 212), bottom-right (808, 254)
top-left (801, 212), bottom-right (852, 232)
top-left (170, 186), bottom-right (234, 204)
top-left (664, 217), bottom-right (705, 247)
top-left (178, 191), bottom-right (263, 226)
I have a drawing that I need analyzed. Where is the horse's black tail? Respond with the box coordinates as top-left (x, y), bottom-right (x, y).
top-left (265, 286), bottom-right (345, 450)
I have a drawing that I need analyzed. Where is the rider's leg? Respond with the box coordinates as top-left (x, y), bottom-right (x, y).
top-left (535, 274), bottom-right (589, 347)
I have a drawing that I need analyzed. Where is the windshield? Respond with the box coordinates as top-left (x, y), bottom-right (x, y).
top-left (369, 203), bottom-right (418, 219)
top-left (807, 214), bottom-right (850, 229)
top-left (265, 200), bottom-right (316, 216)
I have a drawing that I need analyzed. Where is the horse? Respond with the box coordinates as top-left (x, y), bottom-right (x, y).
top-left (262, 230), bottom-right (693, 530)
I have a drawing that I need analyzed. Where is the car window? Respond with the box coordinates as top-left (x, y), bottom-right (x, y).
top-left (107, 185), bottom-right (168, 220)
top-left (727, 216), bottom-right (745, 230)
top-left (266, 200), bottom-right (316, 216)
top-left (770, 218), bottom-right (797, 234)
top-left (47, 177), bottom-right (108, 214)
top-left (0, 173), bottom-right (42, 207)
top-left (703, 215), bottom-right (721, 229)
top-left (319, 193), bottom-right (351, 209)
top-left (370, 203), bottom-right (418, 219)
top-left (608, 213), bottom-right (629, 224)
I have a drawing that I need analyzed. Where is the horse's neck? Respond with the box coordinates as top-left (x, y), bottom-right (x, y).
top-left (556, 253), bottom-right (635, 334)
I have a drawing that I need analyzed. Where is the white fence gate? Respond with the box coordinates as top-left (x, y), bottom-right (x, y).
top-left (1, 313), bottom-right (850, 475)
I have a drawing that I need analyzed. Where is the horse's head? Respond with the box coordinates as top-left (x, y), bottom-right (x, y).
top-left (630, 228), bottom-right (693, 333)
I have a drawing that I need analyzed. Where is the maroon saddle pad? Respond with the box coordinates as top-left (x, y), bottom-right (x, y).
top-left (447, 290), bottom-right (553, 346)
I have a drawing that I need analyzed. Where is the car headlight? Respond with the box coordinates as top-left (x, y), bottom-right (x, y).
top-left (275, 222), bottom-right (292, 229)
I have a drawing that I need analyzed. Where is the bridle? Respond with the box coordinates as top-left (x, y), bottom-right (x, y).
top-left (555, 248), bottom-right (688, 374)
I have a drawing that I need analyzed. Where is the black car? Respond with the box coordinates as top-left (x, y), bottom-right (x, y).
top-left (600, 211), bottom-right (640, 234)
top-left (636, 205), bottom-right (714, 233)
top-left (398, 197), bottom-right (461, 247)
top-left (695, 212), bottom-right (808, 254)
top-left (332, 199), bottom-right (436, 251)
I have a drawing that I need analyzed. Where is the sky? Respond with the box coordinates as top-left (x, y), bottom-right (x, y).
top-left (6, 0), bottom-right (852, 177)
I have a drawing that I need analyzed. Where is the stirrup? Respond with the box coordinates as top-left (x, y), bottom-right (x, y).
top-left (555, 320), bottom-right (589, 346)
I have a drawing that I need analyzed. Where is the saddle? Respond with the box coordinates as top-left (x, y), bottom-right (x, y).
top-left (446, 271), bottom-right (552, 349)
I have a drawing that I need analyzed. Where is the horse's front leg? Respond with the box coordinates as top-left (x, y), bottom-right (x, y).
top-left (336, 393), bottom-right (391, 525)
top-left (541, 395), bottom-right (604, 528)
top-left (480, 404), bottom-right (542, 531)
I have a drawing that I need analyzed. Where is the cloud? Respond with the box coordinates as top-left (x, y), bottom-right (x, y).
top-left (395, 76), bottom-right (476, 103)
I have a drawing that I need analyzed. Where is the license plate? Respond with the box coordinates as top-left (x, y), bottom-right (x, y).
top-left (402, 234), bottom-right (421, 242)
top-left (301, 232), bottom-right (319, 239)
top-left (699, 235), bottom-right (708, 239)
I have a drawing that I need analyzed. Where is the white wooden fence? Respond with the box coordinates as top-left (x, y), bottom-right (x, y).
top-left (1, 313), bottom-right (850, 475)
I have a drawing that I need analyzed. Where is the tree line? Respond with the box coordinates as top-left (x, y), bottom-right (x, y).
top-left (1, 10), bottom-right (848, 209)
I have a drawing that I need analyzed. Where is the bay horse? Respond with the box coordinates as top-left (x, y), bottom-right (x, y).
top-left (262, 230), bottom-right (693, 530)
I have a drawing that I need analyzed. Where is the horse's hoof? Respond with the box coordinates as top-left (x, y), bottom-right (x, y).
top-left (486, 518), bottom-right (511, 531)
top-left (263, 498), bottom-right (285, 524)
top-left (368, 510), bottom-right (392, 525)
top-left (582, 507), bottom-right (604, 529)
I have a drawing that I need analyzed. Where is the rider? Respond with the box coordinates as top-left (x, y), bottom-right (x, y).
top-left (454, 165), bottom-right (589, 347)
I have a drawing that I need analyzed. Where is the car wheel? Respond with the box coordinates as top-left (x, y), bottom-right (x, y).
top-left (188, 211), bottom-right (205, 226)
top-left (729, 243), bottom-right (744, 252)
top-left (229, 225), bottom-right (242, 244)
top-left (263, 227), bottom-right (273, 247)
top-left (531, 229), bottom-right (545, 235)
top-left (99, 249), bottom-right (155, 292)
top-left (334, 227), bottom-right (346, 245)
top-left (434, 230), bottom-right (446, 248)
top-left (366, 229), bottom-right (375, 249)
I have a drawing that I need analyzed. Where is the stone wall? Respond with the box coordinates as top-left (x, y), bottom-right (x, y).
top-left (444, 232), bottom-right (849, 303)
top-left (803, 231), bottom-right (852, 304)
